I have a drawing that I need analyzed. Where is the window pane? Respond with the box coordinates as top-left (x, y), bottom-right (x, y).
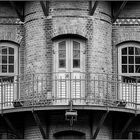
top-left (73, 41), bottom-right (80, 50)
top-left (59, 41), bottom-right (66, 50)
top-left (2, 48), bottom-right (7, 54)
top-left (9, 48), bottom-right (14, 54)
top-left (122, 65), bottom-right (127, 73)
top-left (135, 47), bottom-right (140, 55)
top-left (129, 47), bottom-right (134, 55)
top-left (59, 60), bottom-right (66, 68)
top-left (59, 50), bottom-right (66, 59)
top-left (122, 56), bottom-right (127, 64)
top-left (2, 56), bottom-right (7, 63)
top-left (9, 65), bottom-right (14, 73)
top-left (129, 65), bottom-right (134, 73)
top-left (136, 56), bottom-right (140, 64)
top-left (2, 65), bottom-right (7, 73)
top-left (136, 65), bottom-right (140, 73)
top-left (73, 50), bottom-right (80, 59)
top-left (73, 59), bottom-right (80, 68)
top-left (122, 48), bottom-right (127, 55)
top-left (129, 56), bottom-right (134, 64)
top-left (9, 56), bottom-right (14, 64)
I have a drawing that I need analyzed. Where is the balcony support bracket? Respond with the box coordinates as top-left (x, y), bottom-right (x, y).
top-left (32, 111), bottom-right (47, 139)
top-left (92, 111), bottom-right (109, 139)
top-left (119, 115), bottom-right (135, 138)
top-left (1, 114), bottom-right (22, 138)
top-left (89, 1), bottom-right (98, 16)
top-left (40, 1), bottom-right (49, 17)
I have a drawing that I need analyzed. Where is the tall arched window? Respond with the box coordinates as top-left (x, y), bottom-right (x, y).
top-left (0, 42), bottom-right (19, 108)
top-left (118, 42), bottom-right (140, 107)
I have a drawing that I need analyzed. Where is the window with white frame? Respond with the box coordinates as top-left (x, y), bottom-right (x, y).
top-left (0, 42), bottom-right (19, 107)
top-left (118, 42), bottom-right (140, 82)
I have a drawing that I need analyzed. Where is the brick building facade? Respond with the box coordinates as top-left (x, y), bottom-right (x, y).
top-left (0, 1), bottom-right (140, 139)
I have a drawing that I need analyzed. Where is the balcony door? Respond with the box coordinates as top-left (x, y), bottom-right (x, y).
top-left (53, 39), bottom-right (85, 104)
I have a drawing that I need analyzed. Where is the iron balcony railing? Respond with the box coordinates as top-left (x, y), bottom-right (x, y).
top-left (0, 72), bottom-right (140, 111)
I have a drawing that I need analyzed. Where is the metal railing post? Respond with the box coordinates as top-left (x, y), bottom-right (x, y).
top-left (1, 78), bottom-right (3, 113)
top-left (135, 79), bottom-right (138, 112)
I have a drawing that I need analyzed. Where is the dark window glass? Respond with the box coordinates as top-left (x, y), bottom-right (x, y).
top-left (129, 56), bottom-right (134, 64)
top-left (135, 48), bottom-right (140, 55)
top-left (73, 50), bottom-right (80, 59)
top-left (122, 48), bottom-right (127, 55)
top-left (122, 65), bottom-right (127, 73)
top-left (129, 65), bottom-right (134, 73)
top-left (9, 56), bottom-right (14, 64)
top-left (59, 41), bottom-right (66, 50)
top-left (2, 48), bottom-right (7, 54)
top-left (9, 65), bottom-right (14, 73)
top-left (59, 50), bottom-right (66, 59)
top-left (136, 65), bottom-right (140, 73)
top-left (135, 56), bottom-right (140, 64)
top-left (73, 41), bottom-right (80, 50)
top-left (9, 48), bottom-right (14, 54)
top-left (2, 56), bottom-right (7, 63)
top-left (73, 59), bottom-right (80, 68)
top-left (129, 47), bottom-right (134, 55)
top-left (122, 56), bottom-right (127, 64)
top-left (2, 65), bottom-right (7, 73)
top-left (59, 60), bottom-right (66, 68)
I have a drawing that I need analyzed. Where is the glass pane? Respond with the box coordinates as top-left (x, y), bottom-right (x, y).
top-left (122, 56), bottom-right (127, 64)
top-left (9, 56), bottom-right (14, 64)
top-left (136, 56), bottom-right (140, 64)
top-left (122, 65), bottom-right (127, 73)
top-left (122, 48), bottom-right (127, 55)
top-left (136, 65), bottom-right (140, 73)
top-left (9, 48), bottom-right (14, 54)
top-left (135, 47), bottom-right (140, 55)
top-left (59, 50), bottom-right (66, 59)
top-left (129, 65), bottom-right (134, 73)
top-left (73, 41), bottom-right (80, 50)
top-left (129, 47), bottom-right (134, 55)
top-left (59, 60), bottom-right (66, 68)
top-left (2, 48), bottom-right (7, 54)
top-left (59, 41), bottom-right (66, 50)
top-left (9, 65), bottom-right (14, 73)
top-left (73, 59), bottom-right (80, 68)
top-left (2, 56), bottom-right (7, 63)
top-left (129, 56), bottom-right (134, 64)
top-left (2, 65), bottom-right (7, 73)
top-left (73, 50), bottom-right (80, 59)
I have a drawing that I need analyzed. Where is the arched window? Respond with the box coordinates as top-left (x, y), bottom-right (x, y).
top-left (118, 42), bottom-right (140, 81)
top-left (0, 42), bottom-right (19, 108)
top-left (0, 42), bottom-right (18, 75)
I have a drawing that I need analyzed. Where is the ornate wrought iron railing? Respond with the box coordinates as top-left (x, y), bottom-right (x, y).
top-left (0, 73), bottom-right (139, 111)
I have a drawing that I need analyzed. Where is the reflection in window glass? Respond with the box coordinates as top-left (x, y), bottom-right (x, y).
top-left (59, 41), bottom-right (66, 68)
top-left (122, 65), bottom-right (127, 73)
top-left (135, 48), bottom-right (140, 55)
top-left (122, 48), bottom-right (127, 55)
top-left (129, 47), bottom-right (134, 55)
top-left (2, 65), bottom-right (7, 73)
top-left (135, 56), bottom-right (140, 64)
top-left (129, 65), bottom-right (134, 73)
top-left (73, 60), bottom-right (80, 68)
top-left (136, 65), bottom-right (140, 73)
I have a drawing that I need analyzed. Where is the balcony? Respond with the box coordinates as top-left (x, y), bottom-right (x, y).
top-left (0, 73), bottom-right (140, 113)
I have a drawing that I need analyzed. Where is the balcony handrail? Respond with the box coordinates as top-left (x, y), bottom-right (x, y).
top-left (0, 72), bottom-right (140, 112)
